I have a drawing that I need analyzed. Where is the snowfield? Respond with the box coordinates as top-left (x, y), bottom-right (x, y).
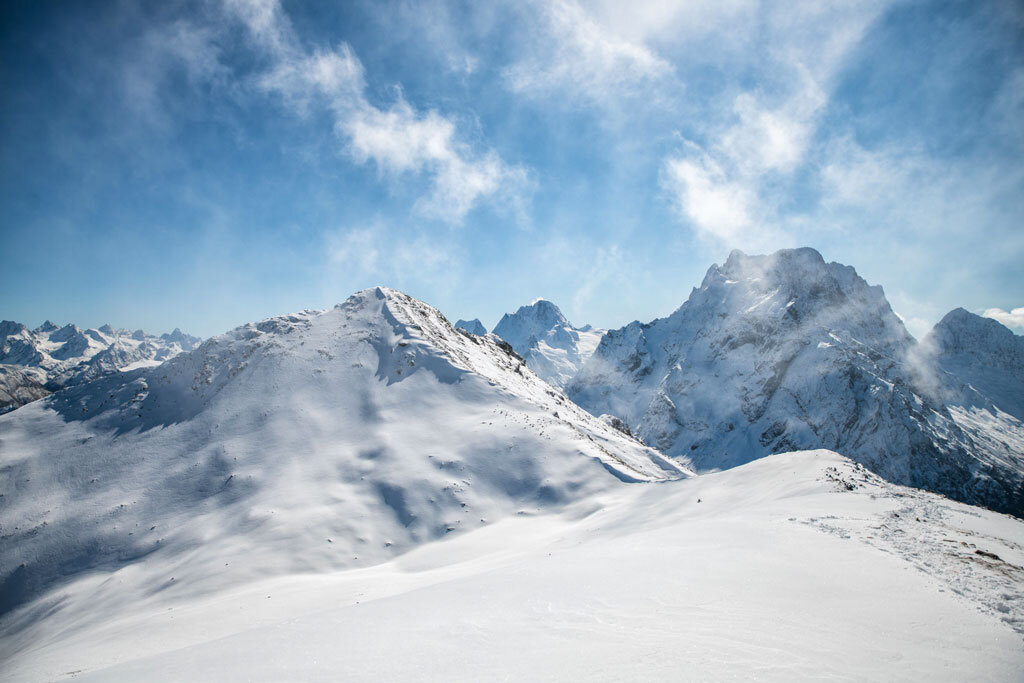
top-left (2, 451), bottom-right (1022, 682)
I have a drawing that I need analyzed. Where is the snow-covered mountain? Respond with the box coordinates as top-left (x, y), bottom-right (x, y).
top-left (3, 286), bottom-right (1024, 681)
top-left (568, 247), bottom-right (1024, 516)
top-left (0, 287), bottom-right (685, 619)
top-left (454, 318), bottom-right (486, 335)
top-left (0, 320), bottom-right (200, 413)
top-left (493, 299), bottom-right (604, 388)
top-left (923, 307), bottom-right (1024, 422)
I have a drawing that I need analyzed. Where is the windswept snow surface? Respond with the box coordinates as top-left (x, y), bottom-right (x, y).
top-left (493, 299), bottom-right (604, 388)
top-left (568, 248), bottom-right (1024, 516)
top-left (2, 451), bottom-right (1023, 682)
top-left (0, 288), bottom-right (683, 621)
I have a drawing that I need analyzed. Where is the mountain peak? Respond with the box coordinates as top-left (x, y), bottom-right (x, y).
top-left (719, 247), bottom-right (829, 283)
top-left (570, 250), bottom-right (1023, 515)
top-left (455, 319), bottom-right (487, 336)
top-left (927, 306), bottom-right (1024, 369)
top-left (515, 299), bottom-right (568, 326)
top-left (936, 307), bottom-right (1014, 335)
top-left (0, 320), bottom-right (28, 338)
top-left (0, 286), bottom-right (685, 614)
top-left (493, 299), bottom-right (604, 389)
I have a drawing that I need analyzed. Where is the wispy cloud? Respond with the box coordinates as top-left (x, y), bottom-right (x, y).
top-left (503, 0), bottom-right (671, 104)
top-left (324, 222), bottom-right (463, 296)
top-left (227, 0), bottom-right (530, 223)
top-left (660, 2), bottom-right (890, 247)
top-left (983, 307), bottom-right (1024, 332)
top-left (570, 244), bottom-right (623, 318)
top-left (661, 145), bottom-right (760, 246)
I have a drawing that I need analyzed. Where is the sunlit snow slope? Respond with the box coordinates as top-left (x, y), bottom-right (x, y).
top-left (0, 288), bottom-right (685, 620)
top-left (3, 451), bottom-right (1022, 682)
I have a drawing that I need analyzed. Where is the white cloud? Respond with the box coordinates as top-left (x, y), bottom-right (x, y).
top-left (660, 2), bottom-right (891, 247)
top-left (503, 0), bottom-right (671, 103)
top-left (661, 149), bottom-right (757, 245)
top-left (571, 244), bottom-right (623, 316)
top-left (117, 18), bottom-right (230, 128)
top-left (325, 226), bottom-right (382, 276)
top-left (982, 307), bottom-right (1024, 332)
top-left (227, 0), bottom-right (530, 223)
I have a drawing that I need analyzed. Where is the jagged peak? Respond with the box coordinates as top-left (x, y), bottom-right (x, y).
top-left (495, 299), bottom-right (570, 332)
top-left (936, 307), bottom-right (1004, 331)
top-left (0, 320), bottom-right (28, 338)
top-left (455, 319), bottom-right (487, 335)
top-left (720, 247), bottom-right (827, 280)
top-left (929, 307), bottom-right (1023, 355)
top-left (48, 323), bottom-right (84, 343)
top-left (519, 298), bottom-right (567, 319)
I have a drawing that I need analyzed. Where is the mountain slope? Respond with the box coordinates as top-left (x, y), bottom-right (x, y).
top-left (4, 451), bottom-right (1023, 682)
top-left (0, 320), bottom-right (200, 413)
top-left (0, 287), bottom-right (685, 618)
top-left (493, 299), bottom-right (604, 388)
top-left (568, 247), bottom-right (1024, 516)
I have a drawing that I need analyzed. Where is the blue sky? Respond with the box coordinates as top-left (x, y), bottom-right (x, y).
top-left (2, 0), bottom-right (1022, 338)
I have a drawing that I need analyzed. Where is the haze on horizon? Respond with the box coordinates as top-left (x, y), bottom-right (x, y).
top-left (1, 0), bottom-right (1022, 339)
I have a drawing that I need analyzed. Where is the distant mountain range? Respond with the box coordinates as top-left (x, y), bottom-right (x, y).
top-left (0, 321), bottom-right (200, 413)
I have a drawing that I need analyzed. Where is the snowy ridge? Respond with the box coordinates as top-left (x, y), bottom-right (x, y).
top-left (0, 320), bottom-right (200, 413)
top-left (568, 247), bottom-right (1024, 516)
top-left (493, 299), bottom-right (604, 388)
top-left (0, 287), bottom-right (685, 621)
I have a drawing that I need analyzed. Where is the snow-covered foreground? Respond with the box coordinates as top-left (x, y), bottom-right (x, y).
top-left (4, 451), bottom-right (1022, 682)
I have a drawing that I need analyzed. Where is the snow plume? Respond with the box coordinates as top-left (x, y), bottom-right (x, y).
top-left (225, 0), bottom-right (531, 223)
top-left (983, 307), bottom-right (1024, 332)
top-left (901, 330), bottom-right (948, 405)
